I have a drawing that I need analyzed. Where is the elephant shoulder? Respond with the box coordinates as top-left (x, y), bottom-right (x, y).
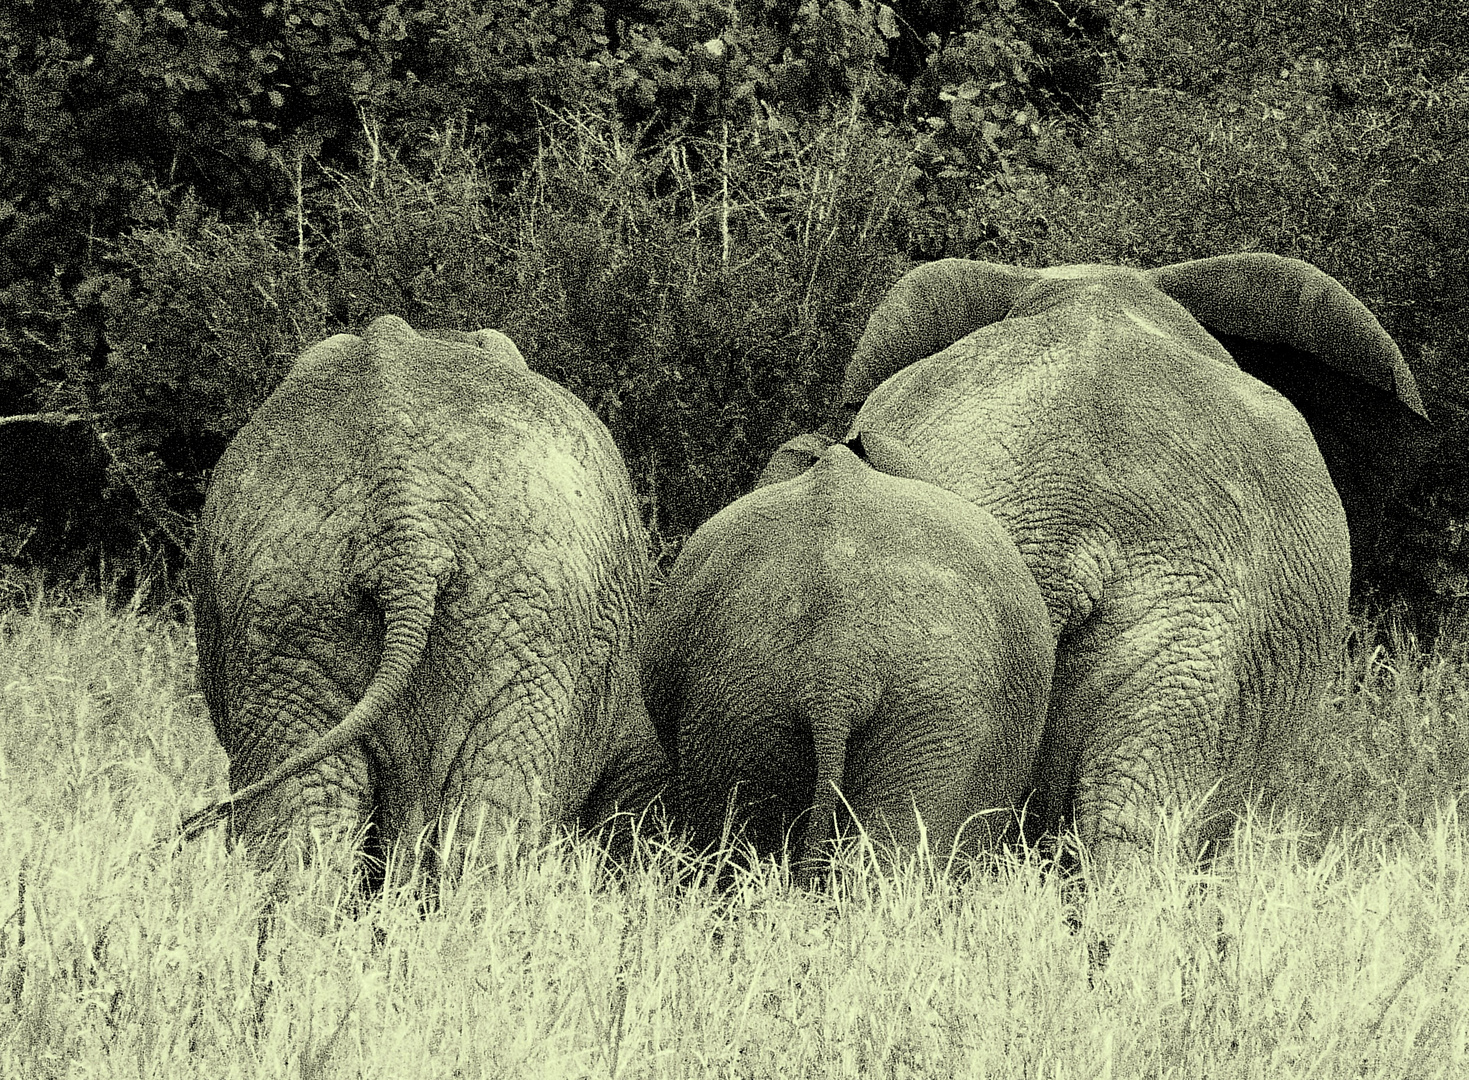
top-left (225, 331), bottom-right (374, 470)
top-left (284, 333), bottom-right (363, 381)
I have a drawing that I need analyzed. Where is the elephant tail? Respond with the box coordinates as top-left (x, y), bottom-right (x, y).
top-left (179, 575), bottom-right (438, 843)
top-left (791, 660), bottom-right (881, 888)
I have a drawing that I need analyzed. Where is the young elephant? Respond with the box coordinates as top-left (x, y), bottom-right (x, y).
top-left (187, 316), bottom-right (667, 881)
top-left (642, 434), bottom-right (1055, 882)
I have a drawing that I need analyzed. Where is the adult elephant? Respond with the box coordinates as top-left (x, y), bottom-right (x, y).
top-left (185, 316), bottom-right (667, 882)
top-left (642, 432), bottom-right (1054, 883)
top-left (840, 255), bottom-right (1427, 875)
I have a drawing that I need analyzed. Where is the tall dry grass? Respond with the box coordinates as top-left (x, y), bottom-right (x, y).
top-left (0, 591), bottom-right (1465, 1077)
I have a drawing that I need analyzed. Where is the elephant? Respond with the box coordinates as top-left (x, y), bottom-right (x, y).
top-left (839, 254), bottom-right (1428, 875)
top-left (184, 315), bottom-right (668, 883)
top-left (641, 431), bottom-right (1055, 883)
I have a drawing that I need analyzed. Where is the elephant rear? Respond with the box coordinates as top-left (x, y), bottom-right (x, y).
top-left (191, 317), bottom-right (666, 880)
top-left (642, 442), bottom-right (1053, 879)
top-left (841, 256), bottom-right (1426, 873)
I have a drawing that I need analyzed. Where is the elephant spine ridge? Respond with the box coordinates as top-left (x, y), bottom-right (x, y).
top-left (348, 317), bottom-right (465, 843)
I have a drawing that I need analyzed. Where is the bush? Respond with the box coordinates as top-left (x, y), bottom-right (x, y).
top-left (80, 107), bottom-right (920, 563)
top-left (1269, 616), bottom-right (1469, 849)
top-left (497, 111), bottom-right (914, 544)
top-left (5, 0), bottom-right (1468, 620)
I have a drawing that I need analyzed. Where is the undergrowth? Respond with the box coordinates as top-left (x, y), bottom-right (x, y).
top-left (0, 595), bottom-right (1465, 1077)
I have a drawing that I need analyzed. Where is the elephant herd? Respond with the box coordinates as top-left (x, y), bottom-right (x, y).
top-left (182, 255), bottom-right (1428, 890)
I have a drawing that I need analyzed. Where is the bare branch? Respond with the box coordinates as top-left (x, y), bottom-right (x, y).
top-left (0, 411), bottom-right (95, 427)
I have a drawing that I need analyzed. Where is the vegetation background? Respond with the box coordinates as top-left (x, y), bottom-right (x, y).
top-left (0, 0), bottom-right (1466, 616)
top-left (1, 3), bottom-right (1469, 1073)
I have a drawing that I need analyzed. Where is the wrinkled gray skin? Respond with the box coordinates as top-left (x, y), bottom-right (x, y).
top-left (642, 434), bottom-right (1054, 883)
top-left (189, 316), bottom-right (667, 881)
top-left (840, 255), bottom-right (1427, 875)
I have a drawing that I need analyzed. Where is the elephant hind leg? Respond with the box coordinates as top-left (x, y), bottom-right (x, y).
top-left (1043, 609), bottom-right (1250, 878)
top-left (226, 735), bottom-right (377, 881)
top-left (427, 652), bottom-right (582, 875)
top-left (436, 731), bottom-right (561, 873)
top-left (1068, 748), bottom-right (1237, 876)
top-left (844, 728), bottom-right (1026, 871)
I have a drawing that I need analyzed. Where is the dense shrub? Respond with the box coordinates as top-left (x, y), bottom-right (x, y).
top-left (86, 109), bottom-right (918, 555)
top-left (2, 0), bottom-right (1467, 616)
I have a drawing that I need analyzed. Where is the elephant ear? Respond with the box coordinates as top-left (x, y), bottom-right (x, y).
top-left (1147, 253), bottom-right (1431, 587)
top-left (844, 259), bottom-right (1038, 409)
top-left (754, 432), bottom-right (837, 489)
top-left (1146, 254), bottom-right (1427, 418)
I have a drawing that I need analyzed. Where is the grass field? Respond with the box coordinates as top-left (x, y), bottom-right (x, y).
top-left (1, 588), bottom-right (1466, 1078)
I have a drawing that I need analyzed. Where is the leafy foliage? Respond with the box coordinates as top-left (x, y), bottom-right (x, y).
top-left (1, 0), bottom-right (1466, 611)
